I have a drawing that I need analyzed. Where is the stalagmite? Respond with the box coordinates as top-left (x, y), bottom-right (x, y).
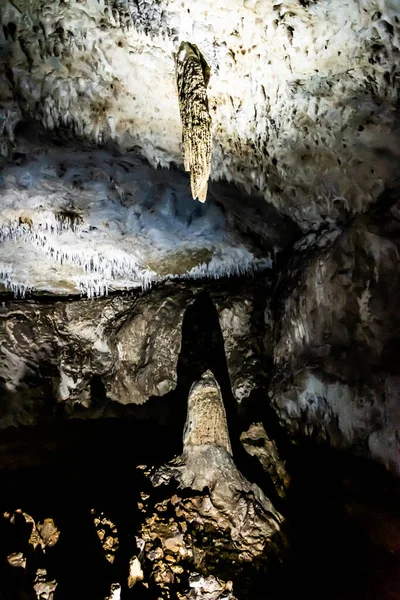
top-left (152, 370), bottom-right (285, 561)
top-left (183, 370), bottom-right (232, 455)
top-left (176, 42), bottom-right (212, 203)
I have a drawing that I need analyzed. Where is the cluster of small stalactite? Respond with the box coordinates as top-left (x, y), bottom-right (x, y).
top-left (103, 0), bottom-right (165, 36)
top-left (176, 42), bottom-right (212, 203)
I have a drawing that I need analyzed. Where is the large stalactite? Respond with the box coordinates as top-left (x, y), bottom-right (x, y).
top-left (176, 41), bottom-right (212, 203)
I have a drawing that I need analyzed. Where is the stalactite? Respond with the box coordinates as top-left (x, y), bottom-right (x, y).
top-left (176, 41), bottom-right (212, 203)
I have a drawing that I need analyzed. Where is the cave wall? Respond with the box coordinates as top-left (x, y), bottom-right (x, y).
top-left (0, 279), bottom-right (269, 428)
top-left (270, 197), bottom-right (400, 474)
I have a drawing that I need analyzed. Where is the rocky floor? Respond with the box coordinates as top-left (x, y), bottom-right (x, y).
top-left (0, 415), bottom-right (399, 600)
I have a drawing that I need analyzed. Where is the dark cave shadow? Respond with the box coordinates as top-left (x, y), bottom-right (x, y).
top-left (0, 417), bottom-right (165, 600)
top-left (0, 346), bottom-right (187, 600)
top-left (279, 440), bottom-right (400, 600)
top-left (229, 360), bottom-right (400, 598)
top-left (174, 290), bottom-right (237, 438)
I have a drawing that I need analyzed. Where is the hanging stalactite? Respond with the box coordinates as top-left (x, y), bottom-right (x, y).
top-left (176, 41), bottom-right (212, 203)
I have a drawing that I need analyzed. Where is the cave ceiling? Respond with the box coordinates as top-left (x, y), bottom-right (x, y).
top-left (0, 0), bottom-right (399, 295)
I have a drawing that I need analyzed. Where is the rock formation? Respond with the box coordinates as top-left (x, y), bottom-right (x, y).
top-left (182, 370), bottom-right (232, 454)
top-left (152, 371), bottom-right (285, 563)
top-left (271, 197), bottom-right (400, 475)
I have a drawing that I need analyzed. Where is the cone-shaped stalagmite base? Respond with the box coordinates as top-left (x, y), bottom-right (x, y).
top-left (176, 42), bottom-right (212, 203)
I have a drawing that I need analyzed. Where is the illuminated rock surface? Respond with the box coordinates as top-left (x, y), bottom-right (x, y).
top-left (1, 0), bottom-right (400, 230)
top-left (152, 371), bottom-right (285, 562)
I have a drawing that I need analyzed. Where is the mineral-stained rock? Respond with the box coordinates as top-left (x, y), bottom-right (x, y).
top-left (183, 370), bottom-right (232, 455)
top-left (4, 511), bottom-right (59, 552)
top-left (33, 568), bottom-right (57, 600)
top-left (91, 509), bottom-right (119, 564)
top-left (7, 551), bottom-right (26, 569)
top-left (36, 519), bottom-right (60, 550)
top-left (178, 573), bottom-right (237, 600)
top-left (176, 41), bottom-right (212, 203)
top-left (127, 556), bottom-right (144, 588)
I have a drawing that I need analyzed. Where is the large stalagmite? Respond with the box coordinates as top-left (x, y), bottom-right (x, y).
top-left (176, 42), bottom-right (212, 203)
top-left (183, 370), bottom-right (232, 455)
top-left (153, 371), bottom-right (284, 561)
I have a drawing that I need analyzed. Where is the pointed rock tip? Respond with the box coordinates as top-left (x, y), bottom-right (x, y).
top-left (200, 369), bottom-right (218, 384)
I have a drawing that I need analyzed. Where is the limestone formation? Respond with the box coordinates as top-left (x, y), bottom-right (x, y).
top-left (270, 195), bottom-right (400, 475)
top-left (0, 134), bottom-right (292, 297)
top-left (1, 1), bottom-right (400, 597)
top-left (1, 0), bottom-right (399, 228)
top-left (152, 370), bottom-right (285, 562)
top-left (176, 42), bottom-right (212, 203)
